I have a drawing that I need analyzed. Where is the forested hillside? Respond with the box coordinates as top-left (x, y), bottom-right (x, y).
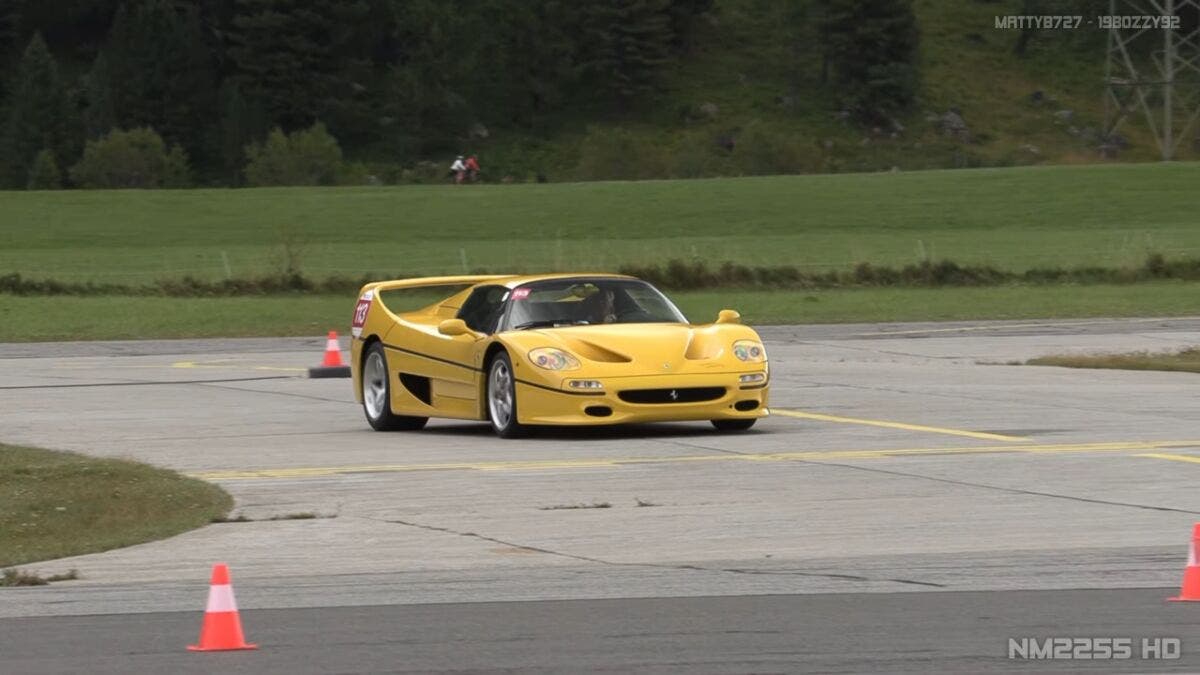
top-left (0, 0), bottom-right (1179, 188)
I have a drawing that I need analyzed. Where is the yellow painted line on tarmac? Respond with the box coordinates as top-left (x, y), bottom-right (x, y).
top-left (172, 360), bottom-right (234, 368)
top-left (475, 460), bottom-right (621, 471)
top-left (187, 439), bottom-right (1200, 481)
top-left (1137, 452), bottom-right (1200, 465)
top-left (172, 360), bottom-right (307, 373)
top-left (52, 360), bottom-right (307, 373)
top-left (771, 409), bottom-right (1027, 442)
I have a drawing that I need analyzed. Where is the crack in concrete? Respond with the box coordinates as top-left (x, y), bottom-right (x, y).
top-left (192, 381), bottom-right (350, 404)
top-left (783, 459), bottom-right (1200, 515)
top-left (372, 516), bottom-right (946, 588)
top-left (650, 436), bottom-right (1200, 516)
top-left (651, 438), bottom-right (749, 456)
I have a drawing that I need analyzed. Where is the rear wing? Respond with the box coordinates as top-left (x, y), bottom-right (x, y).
top-left (360, 275), bottom-right (514, 295)
top-left (352, 275), bottom-right (515, 338)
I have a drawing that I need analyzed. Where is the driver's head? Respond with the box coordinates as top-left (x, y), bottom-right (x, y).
top-left (583, 289), bottom-right (615, 323)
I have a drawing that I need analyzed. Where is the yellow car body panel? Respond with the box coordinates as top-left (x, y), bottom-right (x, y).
top-left (350, 274), bottom-right (770, 428)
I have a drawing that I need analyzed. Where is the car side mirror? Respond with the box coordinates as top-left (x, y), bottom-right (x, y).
top-left (715, 309), bottom-right (741, 324)
top-left (438, 319), bottom-right (472, 336)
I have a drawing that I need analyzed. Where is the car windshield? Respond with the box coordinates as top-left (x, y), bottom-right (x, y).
top-left (503, 278), bottom-right (687, 330)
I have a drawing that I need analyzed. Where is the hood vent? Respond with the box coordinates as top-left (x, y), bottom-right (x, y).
top-left (684, 333), bottom-right (722, 360)
top-left (558, 338), bottom-right (632, 363)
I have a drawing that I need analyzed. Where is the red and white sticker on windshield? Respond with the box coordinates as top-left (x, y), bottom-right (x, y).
top-left (351, 289), bottom-right (374, 338)
top-left (510, 287), bottom-right (531, 300)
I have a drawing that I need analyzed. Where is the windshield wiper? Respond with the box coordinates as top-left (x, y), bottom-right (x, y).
top-left (512, 320), bottom-right (587, 330)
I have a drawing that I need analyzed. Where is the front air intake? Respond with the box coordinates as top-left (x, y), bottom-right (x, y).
top-left (618, 387), bottom-right (725, 404)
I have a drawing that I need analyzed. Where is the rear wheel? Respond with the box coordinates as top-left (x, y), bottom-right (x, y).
top-left (711, 418), bottom-right (756, 432)
top-left (487, 351), bottom-right (527, 438)
top-left (362, 342), bottom-right (428, 431)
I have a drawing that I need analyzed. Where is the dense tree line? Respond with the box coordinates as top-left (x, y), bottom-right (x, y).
top-left (816, 0), bottom-right (919, 122)
top-left (0, 0), bottom-right (918, 189)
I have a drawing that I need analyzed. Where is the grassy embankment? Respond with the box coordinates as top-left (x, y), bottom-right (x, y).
top-left (0, 444), bottom-right (231, 572)
top-left (2, 163), bottom-right (1199, 340)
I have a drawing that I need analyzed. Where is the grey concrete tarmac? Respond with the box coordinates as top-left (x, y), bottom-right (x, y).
top-left (2, 589), bottom-right (1198, 674)
top-left (2, 318), bottom-right (1200, 671)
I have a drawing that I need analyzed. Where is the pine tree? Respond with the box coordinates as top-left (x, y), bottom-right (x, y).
top-left (817, 0), bottom-right (919, 121)
top-left (0, 0), bottom-right (19, 70)
top-left (229, 0), bottom-right (370, 134)
top-left (27, 148), bottom-right (63, 189)
top-left (215, 81), bottom-right (268, 184)
top-left (580, 0), bottom-right (674, 109)
top-left (1, 34), bottom-right (72, 188)
top-left (0, 0), bottom-right (19, 124)
top-left (380, 0), bottom-right (483, 152)
top-left (470, 0), bottom-right (582, 131)
top-left (99, 1), bottom-right (217, 159)
top-left (82, 51), bottom-right (116, 139)
top-left (665, 0), bottom-right (712, 54)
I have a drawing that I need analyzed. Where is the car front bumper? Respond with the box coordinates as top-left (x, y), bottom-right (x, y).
top-left (514, 371), bottom-right (769, 425)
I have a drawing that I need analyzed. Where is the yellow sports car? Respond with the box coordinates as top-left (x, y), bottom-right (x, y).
top-left (350, 274), bottom-right (769, 438)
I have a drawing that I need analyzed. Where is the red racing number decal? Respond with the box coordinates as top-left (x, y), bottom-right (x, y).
top-left (352, 298), bottom-right (372, 328)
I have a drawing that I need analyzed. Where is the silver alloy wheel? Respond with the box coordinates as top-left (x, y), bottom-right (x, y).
top-left (363, 350), bottom-right (388, 420)
top-left (488, 359), bottom-right (514, 429)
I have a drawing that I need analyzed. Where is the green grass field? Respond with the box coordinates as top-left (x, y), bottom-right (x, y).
top-left (4, 282), bottom-right (1198, 342)
top-left (3, 163), bottom-right (1199, 339)
top-left (2, 163), bottom-right (1199, 285)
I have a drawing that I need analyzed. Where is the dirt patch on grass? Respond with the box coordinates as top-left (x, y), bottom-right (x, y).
top-left (0, 444), bottom-right (232, 568)
top-left (1027, 348), bottom-right (1200, 374)
top-left (0, 568), bottom-right (79, 586)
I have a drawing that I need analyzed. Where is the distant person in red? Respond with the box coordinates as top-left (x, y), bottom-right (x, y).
top-left (465, 155), bottom-right (480, 182)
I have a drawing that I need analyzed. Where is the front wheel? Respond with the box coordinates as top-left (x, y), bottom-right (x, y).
top-left (711, 418), bottom-right (756, 432)
top-left (487, 352), bottom-right (527, 438)
top-left (362, 342), bottom-right (428, 431)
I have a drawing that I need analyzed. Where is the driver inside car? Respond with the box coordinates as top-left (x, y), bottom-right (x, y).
top-left (581, 288), bottom-right (618, 324)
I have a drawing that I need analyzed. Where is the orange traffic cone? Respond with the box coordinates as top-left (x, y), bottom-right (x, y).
top-left (321, 331), bottom-right (345, 367)
top-left (188, 563), bottom-right (258, 651)
top-left (308, 330), bottom-right (351, 378)
top-left (1169, 523), bottom-right (1200, 602)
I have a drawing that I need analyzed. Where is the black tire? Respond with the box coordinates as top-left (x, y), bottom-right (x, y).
top-left (361, 342), bottom-right (428, 431)
top-left (486, 351), bottom-right (528, 438)
top-left (711, 418), bottom-right (756, 432)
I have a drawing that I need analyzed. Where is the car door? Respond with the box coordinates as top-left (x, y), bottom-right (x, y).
top-left (426, 285), bottom-right (508, 417)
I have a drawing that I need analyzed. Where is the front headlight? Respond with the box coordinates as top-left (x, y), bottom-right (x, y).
top-left (529, 347), bottom-right (581, 371)
top-left (732, 340), bottom-right (766, 362)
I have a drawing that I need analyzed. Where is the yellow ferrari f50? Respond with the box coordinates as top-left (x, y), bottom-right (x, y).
top-left (350, 274), bottom-right (769, 438)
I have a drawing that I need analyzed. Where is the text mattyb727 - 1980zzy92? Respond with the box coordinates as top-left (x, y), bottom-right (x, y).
top-left (994, 14), bottom-right (1182, 30)
top-left (1007, 637), bottom-right (1182, 661)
